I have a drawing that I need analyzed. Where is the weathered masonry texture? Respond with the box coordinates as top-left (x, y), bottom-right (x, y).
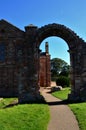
top-left (0, 19), bottom-right (86, 103)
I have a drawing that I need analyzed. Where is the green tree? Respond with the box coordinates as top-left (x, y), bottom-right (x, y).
top-left (59, 64), bottom-right (70, 77)
top-left (51, 58), bottom-right (69, 78)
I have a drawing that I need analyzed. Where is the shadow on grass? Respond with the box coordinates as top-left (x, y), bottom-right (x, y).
top-left (2, 93), bottom-right (84, 109)
top-left (46, 91), bottom-right (85, 106)
top-left (3, 96), bottom-right (47, 109)
top-left (47, 99), bottom-right (85, 106)
top-left (3, 99), bottom-right (84, 108)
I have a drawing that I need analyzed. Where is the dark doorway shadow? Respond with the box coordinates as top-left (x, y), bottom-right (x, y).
top-left (46, 99), bottom-right (84, 106)
top-left (47, 100), bottom-right (68, 106)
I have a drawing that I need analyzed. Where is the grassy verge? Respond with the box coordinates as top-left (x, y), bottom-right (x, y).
top-left (52, 88), bottom-right (86, 130)
top-left (0, 98), bottom-right (50, 130)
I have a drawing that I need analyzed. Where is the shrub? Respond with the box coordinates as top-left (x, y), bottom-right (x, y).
top-left (51, 77), bottom-right (58, 81)
top-left (56, 76), bottom-right (70, 87)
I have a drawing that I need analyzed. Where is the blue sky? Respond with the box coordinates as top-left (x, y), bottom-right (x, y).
top-left (0, 0), bottom-right (86, 64)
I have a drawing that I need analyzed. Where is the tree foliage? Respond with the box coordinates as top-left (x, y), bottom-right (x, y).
top-left (51, 58), bottom-right (69, 78)
top-left (59, 64), bottom-right (70, 77)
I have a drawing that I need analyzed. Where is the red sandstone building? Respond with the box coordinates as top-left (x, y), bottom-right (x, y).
top-left (39, 42), bottom-right (51, 87)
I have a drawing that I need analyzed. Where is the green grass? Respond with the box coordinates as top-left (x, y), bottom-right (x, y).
top-left (69, 103), bottom-right (86, 130)
top-left (0, 99), bottom-right (50, 130)
top-left (0, 98), bottom-right (18, 108)
top-left (52, 88), bottom-right (86, 130)
top-left (52, 87), bottom-right (70, 100)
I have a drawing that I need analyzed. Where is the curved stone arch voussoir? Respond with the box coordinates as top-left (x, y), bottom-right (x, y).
top-left (36, 23), bottom-right (84, 50)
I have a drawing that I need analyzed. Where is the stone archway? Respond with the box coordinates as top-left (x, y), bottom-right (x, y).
top-left (35, 23), bottom-right (86, 101)
top-left (19, 23), bottom-right (86, 103)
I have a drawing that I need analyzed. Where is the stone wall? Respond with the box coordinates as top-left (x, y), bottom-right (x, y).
top-left (0, 19), bottom-right (25, 97)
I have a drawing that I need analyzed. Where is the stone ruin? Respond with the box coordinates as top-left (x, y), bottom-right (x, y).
top-left (0, 19), bottom-right (86, 103)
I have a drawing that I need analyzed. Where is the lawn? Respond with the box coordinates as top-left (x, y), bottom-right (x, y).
top-left (0, 98), bottom-right (50, 130)
top-left (52, 87), bottom-right (70, 100)
top-left (52, 88), bottom-right (86, 130)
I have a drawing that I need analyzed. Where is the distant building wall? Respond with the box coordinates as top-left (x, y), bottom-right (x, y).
top-left (39, 42), bottom-right (51, 87)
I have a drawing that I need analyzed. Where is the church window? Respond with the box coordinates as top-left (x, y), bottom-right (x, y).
top-left (0, 43), bottom-right (5, 62)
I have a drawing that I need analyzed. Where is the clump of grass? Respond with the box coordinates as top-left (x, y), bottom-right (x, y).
top-left (0, 98), bottom-right (18, 108)
top-left (0, 99), bottom-right (50, 130)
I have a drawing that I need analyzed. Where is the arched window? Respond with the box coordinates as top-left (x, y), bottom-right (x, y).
top-left (0, 43), bottom-right (5, 62)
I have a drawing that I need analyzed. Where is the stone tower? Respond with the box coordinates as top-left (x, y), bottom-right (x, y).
top-left (39, 42), bottom-right (51, 87)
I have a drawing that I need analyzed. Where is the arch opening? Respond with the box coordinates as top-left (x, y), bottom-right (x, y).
top-left (38, 36), bottom-right (70, 99)
top-left (40, 36), bottom-right (70, 64)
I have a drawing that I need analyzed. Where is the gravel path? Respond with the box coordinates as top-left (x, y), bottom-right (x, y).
top-left (41, 88), bottom-right (80, 130)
